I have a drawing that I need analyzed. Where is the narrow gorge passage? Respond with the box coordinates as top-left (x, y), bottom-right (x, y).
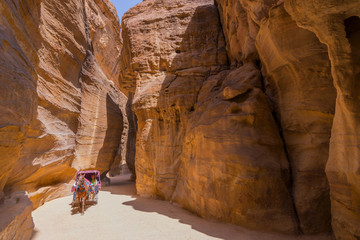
top-left (31, 175), bottom-right (332, 240)
top-left (1, 0), bottom-right (360, 239)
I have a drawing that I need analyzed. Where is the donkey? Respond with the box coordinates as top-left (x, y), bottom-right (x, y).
top-left (75, 174), bottom-right (88, 214)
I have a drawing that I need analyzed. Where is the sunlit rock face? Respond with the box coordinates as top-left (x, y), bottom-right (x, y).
top-left (0, 0), bottom-right (39, 203)
top-left (0, 0), bottom-right (129, 216)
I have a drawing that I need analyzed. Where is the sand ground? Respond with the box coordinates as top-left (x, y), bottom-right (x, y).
top-left (31, 175), bottom-right (334, 240)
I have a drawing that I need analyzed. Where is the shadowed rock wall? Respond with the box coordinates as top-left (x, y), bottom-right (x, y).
top-left (121, 0), bottom-right (360, 238)
top-left (284, 1), bottom-right (360, 239)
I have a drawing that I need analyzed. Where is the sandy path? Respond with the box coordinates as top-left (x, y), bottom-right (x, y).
top-left (31, 175), bottom-right (333, 240)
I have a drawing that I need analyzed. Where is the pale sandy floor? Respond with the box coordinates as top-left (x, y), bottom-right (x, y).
top-left (31, 175), bottom-right (334, 240)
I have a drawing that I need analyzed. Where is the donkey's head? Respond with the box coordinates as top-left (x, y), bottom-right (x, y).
top-left (78, 174), bottom-right (85, 184)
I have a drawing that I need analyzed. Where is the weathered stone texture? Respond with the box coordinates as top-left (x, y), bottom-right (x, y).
top-left (0, 192), bottom-right (34, 240)
top-left (1, 0), bottom-right (360, 239)
top-left (124, 0), bottom-right (360, 237)
top-left (172, 63), bottom-right (298, 233)
top-left (121, 0), bottom-right (300, 233)
top-left (284, 1), bottom-right (360, 239)
top-left (121, 0), bottom-right (228, 200)
top-left (0, 0), bottom-right (129, 227)
top-left (256, 4), bottom-right (336, 233)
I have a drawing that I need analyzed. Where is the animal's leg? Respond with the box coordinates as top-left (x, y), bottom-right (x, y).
top-left (82, 197), bottom-right (85, 214)
top-left (78, 196), bottom-right (82, 214)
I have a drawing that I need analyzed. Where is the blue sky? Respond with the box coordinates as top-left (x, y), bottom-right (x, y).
top-left (110, 0), bottom-right (142, 21)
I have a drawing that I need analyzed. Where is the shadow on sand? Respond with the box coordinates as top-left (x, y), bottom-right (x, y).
top-left (102, 174), bottom-right (241, 240)
top-left (70, 199), bottom-right (97, 215)
top-left (101, 175), bottom-right (333, 240)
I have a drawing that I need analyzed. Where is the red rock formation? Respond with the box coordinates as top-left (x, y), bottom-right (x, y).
top-left (0, 0), bottom-right (40, 202)
top-left (1, 0), bottom-right (360, 239)
top-left (120, 0), bottom-right (229, 199)
top-left (0, 192), bottom-right (34, 240)
top-left (172, 63), bottom-right (298, 233)
top-left (256, 5), bottom-right (336, 233)
top-left (122, 0), bottom-right (359, 238)
top-left (0, 0), bottom-right (130, 237)
top-left (2, 0), bottom-right (129, 202)
top-left (120, 0), bottom-right (300, 233)
top-left (285, 1), bottom-right (360, 239)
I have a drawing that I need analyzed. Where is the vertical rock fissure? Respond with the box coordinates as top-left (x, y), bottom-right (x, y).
top-left (210, 1), bottom-right (300, 231)
top-left (258, 66), bottom-right (302, 234)
top-left (125, 93), bottom-right (137, 179)
top-left (82, 0), bottom-right (94, 52)
top-left (77, 0), bottom-right (95, 85)
top-left (203, 2), bottom-right (302, 232)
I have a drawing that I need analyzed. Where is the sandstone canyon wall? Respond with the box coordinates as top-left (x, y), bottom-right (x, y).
top-left (283, 1), bottom-right (360, 239)
top-left (0, 0), bottom-right (131, 238)
top-left (121, 0), bottom-right (299, 232)
top-left (0, 0), bottom-right (359, 239)
top-left (255, 4), bottom-right (336, 233)
top-left (120, 0), bottom-right (360, 239)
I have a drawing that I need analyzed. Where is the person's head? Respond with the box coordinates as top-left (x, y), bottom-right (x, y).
top-left (91, 174), bottom-right (95, 179)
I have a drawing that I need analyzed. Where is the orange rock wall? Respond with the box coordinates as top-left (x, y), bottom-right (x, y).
top-left (0, 0), bottom-right (359, 239)
top-left (284, 1), bottom-right (360, 239)
top-left (0, 0), bottom-right (130, 210)
top-left (256, 4), bottom-right (336, 233)
top-left (122, 0), bottom-right (360, 238)
top-left (120, 0), bottom-right (301, 234)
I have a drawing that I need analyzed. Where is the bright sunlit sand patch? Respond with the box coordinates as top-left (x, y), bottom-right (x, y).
top-left (31, 175), bottom-right (334, 240)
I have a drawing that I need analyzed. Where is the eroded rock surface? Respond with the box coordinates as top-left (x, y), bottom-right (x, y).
top-left (284, 1), bottom-right (360, 239)
top-left (256, 5), bottom-right (336, 233)
top-left (1, 0), bottom-right (360, 239)
top-left (0, 0), bottom-right (39, 201)
top-left (123, 0), bottom-right (359, 238)
top-left (172, 63), bottom-right (298, 233)
top-left (0, 192), bottom-right (34, 240)
top-left (121, 0), bottom-right (300, 233)
top-left (121, 0), bottom-right (228, 199)
top-left (0, 1), bottom-right (130, 236)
